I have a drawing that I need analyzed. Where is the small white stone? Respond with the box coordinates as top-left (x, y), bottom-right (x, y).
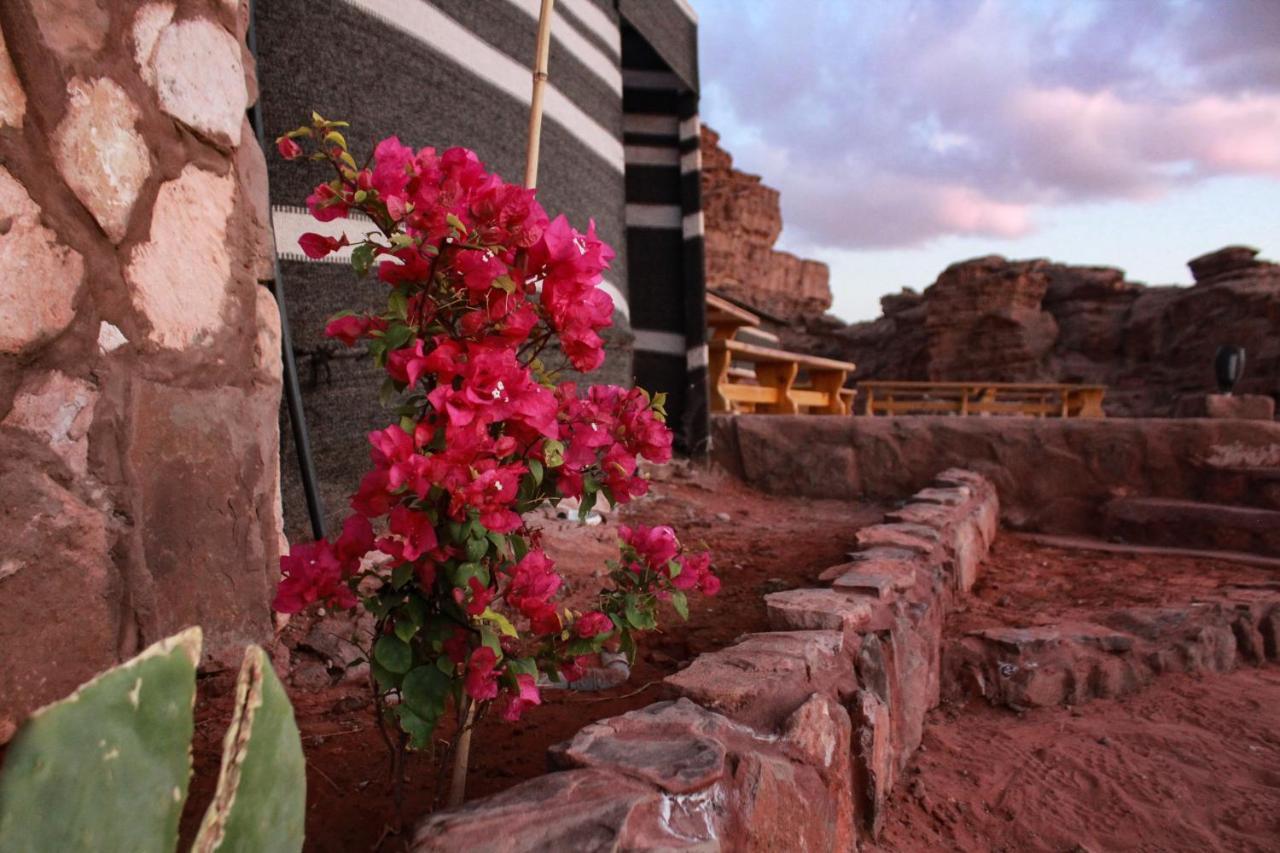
top-left (0, 167), bottom-right (84, 354)
top-left (97, 321), bottom-right (128, 353)
top-left (131, 3), bottom-right (175, 87)
top-left (126, 164), bottom-right (236, 351)
top-left (149, 18), bottom-right (246, 145)
top-left (54, 77), bottom-right (151, 244)
top-left (0, 25), bottom-right (25, 128)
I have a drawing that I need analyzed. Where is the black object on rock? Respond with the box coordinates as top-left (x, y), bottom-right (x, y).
top-left (1214, 345), bottom-right (1246, 394)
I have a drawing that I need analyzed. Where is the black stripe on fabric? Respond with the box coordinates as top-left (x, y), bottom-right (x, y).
top-left (623, 88), bottom-right (682, 114)
top-left (626, 166), bottom-right (682, 205)
top-left (632, 351), bottom-right (692, 452)
top-left (430, 0), bottom-right (622, 142)
top-left (624, 131), bottom-right (679, 146)
top-left (680, 170), bottom-right (701, 203)
top-left (619, 22), bottom-right (671, 72)
top-left (627, 229), bottom-right (685, 332)
top-left (557, 1), bottom-right (621, 61)
top-left (618, 1), bottom-right (698, 91)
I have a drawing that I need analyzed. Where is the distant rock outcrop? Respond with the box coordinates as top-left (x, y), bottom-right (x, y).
top-left (700, 126), bottom-right (832, 321)
top-left (782, 246), bottom-right (1280, 416)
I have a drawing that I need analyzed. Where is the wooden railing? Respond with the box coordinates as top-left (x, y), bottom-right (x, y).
top-left (858, 380), bottom-right (1106, 418)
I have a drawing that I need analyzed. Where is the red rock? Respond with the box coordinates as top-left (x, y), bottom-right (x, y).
top-left (0, 26), bottom-right (24, 128)
top-left (662, 631), bottom-right (854, 731)
top-left (1103, 496), bottom-right (1280, 555)
top-left (765, 587), bottom-right (874, 635)
top-left (1175, 393), bottom-right (1275, 420)
top-left (1, 370), bottom-right (97, 477)
top-left (782, 247), bottom-right (1280, 417)
top-left (850, 689), bottom-right (892, 837)
top-left (700, 126), bottom-right (832, 321)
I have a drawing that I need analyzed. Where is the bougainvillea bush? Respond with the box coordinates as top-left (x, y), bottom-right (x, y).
top-left (273, 114), bottom-right (717, 753)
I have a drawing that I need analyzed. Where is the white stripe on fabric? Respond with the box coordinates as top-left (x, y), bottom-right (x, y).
top-left (633, 328), bottom-right (687, 355)
top-left (686, 343), bottom-right (708, 370)
top-left (340, 0), bottom-right (623, 173)
top-left (270, 206), bottom-right (630, 319)
top-left (623, 113), bottom-right (680, 136)
top-left (682, 210), bottom-right (704, 239)
top-left (506, 0), bottom-right (621, 94)
top-left (625, 144), bottom-right (680, 167)
top-left (680, 147), bottom-right (701, 174)
top-left (625, 203), bottom-right (682, 229)
top-left (558, 0), bottom-right (621, 56)
top-left (679, 115), bottom-right (701, 141)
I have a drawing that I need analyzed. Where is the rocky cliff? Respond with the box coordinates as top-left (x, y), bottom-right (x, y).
top-left (782, 246), bottom-right (1280, 416)
top-left (700, 126), bottom-right (832, 320)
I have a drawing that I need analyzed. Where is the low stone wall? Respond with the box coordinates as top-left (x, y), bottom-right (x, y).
top-left (711, 415), bottom-right (1280, 535)
top-left (412, 470), bottom-right (1000, 849)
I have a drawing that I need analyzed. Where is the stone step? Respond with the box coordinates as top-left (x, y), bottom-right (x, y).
top-left (1103, 497), bottom-right (1280, 555)
top-left (1197, 466), bottom-right (1280, 510)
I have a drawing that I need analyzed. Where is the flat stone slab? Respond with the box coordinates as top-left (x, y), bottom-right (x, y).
top-left (765, 588), bottom-right (874, 632)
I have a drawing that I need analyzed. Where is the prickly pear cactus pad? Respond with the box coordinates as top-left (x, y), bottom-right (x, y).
top-left (0, 627), bottom-right (203, 853)
top-left (192, 645), bottom-right (305, 853)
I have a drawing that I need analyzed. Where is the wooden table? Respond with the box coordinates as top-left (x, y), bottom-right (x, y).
top-left (858, 380), bottom-right (1107, 418)
top-left (710, 338), bottom-right (857, 415)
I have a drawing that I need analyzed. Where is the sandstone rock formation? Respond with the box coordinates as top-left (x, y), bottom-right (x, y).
top-left (700, 126), bottom-right (832, 321)
top-left (785, 245), bottom-right (1280, 416)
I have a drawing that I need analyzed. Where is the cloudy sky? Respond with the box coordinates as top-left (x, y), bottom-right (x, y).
top-left (694, 0), bottom-right (1280, 321)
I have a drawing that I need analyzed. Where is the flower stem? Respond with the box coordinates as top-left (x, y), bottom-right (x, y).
top-left (447, 697), bottom-right (477, 807)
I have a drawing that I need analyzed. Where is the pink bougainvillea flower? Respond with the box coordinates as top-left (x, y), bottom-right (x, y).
top-left (620, 524), bottom-right (680, 570)
top-left (498, 674), bottom-right (541, 721)
top-left (276, 136), bottom-right (303, 160)
top-left (298, 232), bottom-right (350, 260)
top-left (575, 611), bottom-right (614, 638)
top-left (464, 647), bottom-right (500, 701)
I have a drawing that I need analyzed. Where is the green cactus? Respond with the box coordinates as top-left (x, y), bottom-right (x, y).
top-left (0, 629), bottom-right (306, 853)
top-left (0, 627), bottom-right (203, 853)
top-left (191, 645), bottom-right (305, 853)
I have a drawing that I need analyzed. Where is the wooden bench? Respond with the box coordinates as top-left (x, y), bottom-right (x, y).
top-left (858, 380), bottom-right (1107, 418)
top-left (706, 292), bottom-right (761, 341)
top-left (710, 338), bottom-right (857, 415)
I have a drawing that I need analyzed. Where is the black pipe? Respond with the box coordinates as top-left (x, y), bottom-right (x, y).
top-left (246, 0), bottom-right (328, 541)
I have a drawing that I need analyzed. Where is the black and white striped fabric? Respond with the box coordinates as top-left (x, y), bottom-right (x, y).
top-left (255, 0), bottom-right (706, 536)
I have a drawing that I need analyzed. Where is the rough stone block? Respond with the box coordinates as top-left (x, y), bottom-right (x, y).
top-left (0, 167), bottom-right (84, 354)
top-left (131, 3), bottom-right (175, 86)
top-left (411, 769), bottom-right (688, 852)
top-left (54, 77), bottom-right (150, 243)
top-left (31, 0), bottom-right (108, 61)
top-left (663, 631), bottom-right (853, 731)
top-left (126, 164), bottom-right (236, 351)
top-left (850, 689), bottom-right (891, 838)
top-left (0, 445), bottom-right (119, 743)
top-left (0, 26), bottom-right (24, 128)
top-left (854, 522), bottom-right (944, 558)
top-left (149, 18), bottom-right (247, 145)
top-left (765, 587), bottom-right (873, 635)
top-left (1175, 393), bottom-right (1275, 421)
top-left (1, 370), bottom-right (97, 477)
top-left (129, 380), bottom-right (279, 666)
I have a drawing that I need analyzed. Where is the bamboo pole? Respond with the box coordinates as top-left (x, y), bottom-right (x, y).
top-left (448, 0), bottom-right (555, 812)
top-left (524, 0), bottom-right (556, 189)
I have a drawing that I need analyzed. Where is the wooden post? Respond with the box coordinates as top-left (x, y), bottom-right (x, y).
top-left (450, 0), bottom-right (555, 812)
top-left (524, 0), bottom-right (556, 189)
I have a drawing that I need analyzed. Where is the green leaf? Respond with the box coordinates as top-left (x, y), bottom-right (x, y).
top-left (479, 607), bottom-right (518, 638)
top-left (512, 535), bottom-right (529, 561)
top-left (371, 658), bottom-right (401, 692)
top-left (378, 377), bottom-right (398, 407)
top-left (373, 635), bottom-right (412, 674)
top-left (624, 595), bottom-right (656, 631)
top-left (451, 562), bottom-right (489, 588)
top-left (528, 458), bottom-right (544, 487)
top-left (388, 290), bottom-right (408, 321)
top-left (565, 638), bottom-right (598, 656)
top-left (324, 130), bottom-right (348, 149)
top-left (445, 213), bottom-right (466, 233)
top-left (394, 705), bottom-right (435, 750)
top-left (403, 596), bottom-right (428, 629)
top-left (465, 536), bottom-right (489, 563)
top-left (671, 590), bottom-right (689, 621)
top-left (494, 275), bottom-right (516, 293)
top-left (543, 440), bottom-right (564, 468)
top-left (667, 559), bottom-right (682, 579)
top-left (619, 631), bottom-right (637, 665)
top-left (383, 322), bottom-right (414, 351)
top-left (479, 626), bottom-right (502, 657)
top-left (392, 563), bottom-right (414, 590)
top-left (394, 619), bottom-right (419, 643)
top-left (401, 665), bottom-right (451, 721)
top-left (486, 531), bottom-right (509, 559)
top-left (351, 243), bottom-right (375, 278)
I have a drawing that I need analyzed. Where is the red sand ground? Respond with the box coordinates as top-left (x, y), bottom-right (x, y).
top-left (180, 468), bottom-right (884, 851)
top-left (875, 537), bottom-right (1280, 853)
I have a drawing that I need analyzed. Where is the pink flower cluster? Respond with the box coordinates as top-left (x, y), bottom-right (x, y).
top-left (270, 118), bottom-right (714, 737)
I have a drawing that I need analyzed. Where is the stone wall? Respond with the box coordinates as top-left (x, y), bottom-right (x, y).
top-left (0, 0), bottom-right (281, 740)
top-left (711, 414), bottom-right (1280, 536)
top-left (411, 472), bottom-right (1000, 849)
top-left (788, 246), bottom-right (1280, 416)
top-left (700, 125), bottom-right (832, 321)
